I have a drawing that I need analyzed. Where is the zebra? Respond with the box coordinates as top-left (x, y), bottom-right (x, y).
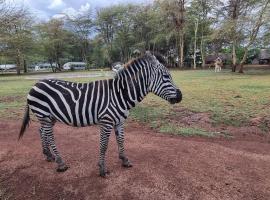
top-left (18, 51), bottom-right (182, 177)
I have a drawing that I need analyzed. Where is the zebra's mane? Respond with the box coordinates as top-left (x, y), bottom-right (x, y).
top-left (123, 52), bottom-right (166, 69)
top-left (114, 52), bottom-right (167, 80)
top-left (123, 55), bottom-right (145, 69)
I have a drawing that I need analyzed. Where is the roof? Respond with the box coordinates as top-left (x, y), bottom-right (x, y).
top-left (205, 55), bottom-right (217, 62)
top-left (0, 64), bottom-right (16, 70)
top-left (64, 62), bottom-right (86, 65)
top-left (205, 53), bottom-right (231, 62)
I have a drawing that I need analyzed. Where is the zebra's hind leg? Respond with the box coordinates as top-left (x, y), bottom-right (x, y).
top-left (39, 128), bottom-right (55, 162)
top-left (114, 123), bottom-right (132, 168)
top-left (40, 119), bottom-right (68, 172)
top-left (98, 124), bottom-right (113, 177)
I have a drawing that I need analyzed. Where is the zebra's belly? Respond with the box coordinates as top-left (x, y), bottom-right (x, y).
top-left (29, 105), bottom-right (99, 127)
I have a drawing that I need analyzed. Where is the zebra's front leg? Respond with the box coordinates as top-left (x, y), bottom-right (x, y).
top-left (43, 124), bottom-right (68, 172)
top-left (114, 123), bottom-right (132, 168)
top-left (98, 125), bottom-right (113, 177)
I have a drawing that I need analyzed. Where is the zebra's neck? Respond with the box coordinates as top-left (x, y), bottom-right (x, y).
top-left (113, 59), bottom-right (150, 110)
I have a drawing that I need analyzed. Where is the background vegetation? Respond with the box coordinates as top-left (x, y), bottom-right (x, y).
top-left (1, 0), bottom-right (270, 74)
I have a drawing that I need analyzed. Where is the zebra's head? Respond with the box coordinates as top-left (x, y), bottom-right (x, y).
top-left (146, 52), bottom-right (182, 104)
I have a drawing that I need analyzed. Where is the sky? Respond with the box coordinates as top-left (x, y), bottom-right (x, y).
top-left (8, 0), bottom-right (152, 20)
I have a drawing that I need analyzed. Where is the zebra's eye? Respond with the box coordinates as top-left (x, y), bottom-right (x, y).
top-left (163, 74), bottom-right (170, 79)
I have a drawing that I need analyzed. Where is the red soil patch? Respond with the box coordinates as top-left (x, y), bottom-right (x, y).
top-left (0, 120), bottom-right (270, 200)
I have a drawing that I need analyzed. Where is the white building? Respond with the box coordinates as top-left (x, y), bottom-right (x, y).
top-left (63, 62), bottom-right (86, 70)
top-left (35, 63), bottom-right (56, 71)
top-left (0, 64), bottom-right (16, 71)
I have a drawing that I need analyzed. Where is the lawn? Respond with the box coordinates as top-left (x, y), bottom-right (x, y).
top-left (131, 69), bottom-right (270, 135)
top-left (0, 69), bottom-right (270, 135)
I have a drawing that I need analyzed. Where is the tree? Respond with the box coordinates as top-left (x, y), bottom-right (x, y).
top-left (219, 0), bottom-right (266, 72)
top-left (67, 13), bottom-right (94, 63)
top-left (0, 0), bottom-right (33, 74)
top-left (193, 18), bottom-right (199, 69)
top-left (190, 0), bottom-right (217, 68)
top-left (158, 0), bottom-right (187, 68)
top-left (96, 6), bottom-right (119, 64)
top-left (37, 19), bottom-right (74, 71)
top-left (238, 0), bottom-right (270, 73)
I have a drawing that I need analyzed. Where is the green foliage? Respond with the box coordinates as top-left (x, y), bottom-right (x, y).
top-left (1, 0), bottom-right (270, 72)
top-left (36, 19), bottom-right (78, 69)
top-left (89, 37), bottom-right (108, 68)
top-left (95, 4), bottom-right (163, 63)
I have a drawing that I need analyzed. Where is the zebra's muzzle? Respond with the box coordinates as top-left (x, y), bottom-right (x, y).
top-left (169, 89), bottom-right (182, 104)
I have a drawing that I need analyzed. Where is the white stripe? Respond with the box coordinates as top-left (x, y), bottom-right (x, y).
top-left (82, 83), bottom-right (89, 125)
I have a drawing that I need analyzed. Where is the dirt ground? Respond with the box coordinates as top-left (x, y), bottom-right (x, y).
top-left (0, 120), bottom-right (270, 200)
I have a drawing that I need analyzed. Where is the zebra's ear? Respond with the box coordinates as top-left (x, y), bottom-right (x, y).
top-left (153, 53), bottom-right (167, 66)
top-left (145, 51), bottom-right (152, 56)
top-left (144, 51), bottom-right (155, 63)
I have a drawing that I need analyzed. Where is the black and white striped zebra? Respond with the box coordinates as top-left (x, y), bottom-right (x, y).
top-left (19, 52), bottom-right (182, 177)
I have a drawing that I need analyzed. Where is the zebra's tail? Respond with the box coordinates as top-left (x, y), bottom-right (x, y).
top-left (18, 104), bottom-right (30, 140)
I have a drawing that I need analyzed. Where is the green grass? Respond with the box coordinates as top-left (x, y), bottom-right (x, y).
top-left (176, 70), bottom-right (270, 127)
top-left (159, 125), bottom-right (217, 137)
top-left (1, 69), bottom-right (270, 133)
top-left (131, 69), bottom-right (270, 134)
top-left (130, 104), bottom-right (170, 123)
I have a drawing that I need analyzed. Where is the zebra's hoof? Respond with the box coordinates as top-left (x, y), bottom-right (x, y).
top-left (56, 165), bottom-right (69, 172)
top-left (122, 161), bottom-right (133, 168)
top-left (99, 170), bottom-right (110, 177)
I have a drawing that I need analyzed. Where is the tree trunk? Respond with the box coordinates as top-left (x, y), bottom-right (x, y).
top-left (231, 42), bottom-right (237, 72)
top-left (82, 39), bottom-right (88, 63)
top-left (175, 32), bottom-right (179, 67)
top-left (238, 47), bottom-right (248, 73)
top-left (16, 48), bottom-right (21, 75)
top-left (56, 57), bottom-right (61, 72)
top-left (49, 60), bottom-right (55, 73)
top-left (238, 63), bottom-right (244, 73)
top-left (179, 32), bottom-right (184, 68)
top-left (152, 41), bottom-right (156, 53)
top-left (200, 35), bottom-right (205, 68)
top-left (193, 19), bottom-right (198, 69)
top-left (23, 59), bottom-right (27, 73)
top-left (16, 58), bottom-right (20, 75)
